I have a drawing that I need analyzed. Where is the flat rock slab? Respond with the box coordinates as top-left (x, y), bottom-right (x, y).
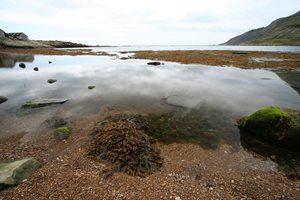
top-left (0, 158), bottom-right (41, 187)
top-left (22, 98), bottom-right (69, 108)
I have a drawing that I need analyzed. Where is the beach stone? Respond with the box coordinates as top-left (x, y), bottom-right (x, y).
top-left (147, 61), bottom-right (161, 66)
top-left (33, 67), bottom-right (39, 71)
top-left (0, 158), bottom-right (41, 188)
top-left (0, 96), bottom-right (7, 104)
top-left (19, 63), bottom-right (26, 69)
top-left (47, 79), bottom-right (57, 84)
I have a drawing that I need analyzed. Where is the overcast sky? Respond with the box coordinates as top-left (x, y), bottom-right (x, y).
top-left (0, 0), bottom-right (299, 45)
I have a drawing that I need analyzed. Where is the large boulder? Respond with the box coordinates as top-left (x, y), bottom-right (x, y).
top-left (237, 106), bottom-right (300, 152)
top-left (0, 158), bottom-right (41, 188)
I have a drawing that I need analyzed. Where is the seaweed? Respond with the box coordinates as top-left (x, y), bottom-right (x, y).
top-left (88, 117), bottom-right (162, 177)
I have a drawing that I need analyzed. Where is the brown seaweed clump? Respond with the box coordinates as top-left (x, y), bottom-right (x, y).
top-left (88, 118), bottom-right (162, 177)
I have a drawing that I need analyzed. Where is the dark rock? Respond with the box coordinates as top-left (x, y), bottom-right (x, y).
top-left (45, 116), bottom-right (67, 128)
top-left (19, 63), bottom-right (26, 69)
top-left (47, 79), bottom-right (57, 84)
top-left (0, 158), bottom-right (41, 188)
top-left (48, 61), bottom-right (52, 64)
top-left (53, 127), bottom-right (70, 140)
top-left (22, 98), bottom-right (69, 108)
top-left (88, 86), bottom-right (95, 90)
top-left (147, 61), bottom-right (161, 66)
top-left (33, 67), bottom-right (39, 71)
top-left (0, 96), bottom-right (7, 104)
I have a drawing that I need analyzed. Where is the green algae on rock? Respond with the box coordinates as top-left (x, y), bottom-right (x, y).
top-left (237, 106), bottom-right (300, 152)
top-left (88, 117), bottom-right (162, 177)
top-left (53, 127), bottom-right (70, 140)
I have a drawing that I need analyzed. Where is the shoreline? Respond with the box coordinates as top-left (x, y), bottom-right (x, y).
top-left (1, 48), bottom-right (300, 70)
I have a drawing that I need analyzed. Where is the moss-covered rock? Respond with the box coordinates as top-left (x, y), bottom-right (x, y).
top-left (237, 106), bottom-right (300, 152)
top-left (53, 127), bottom-right (70, 140)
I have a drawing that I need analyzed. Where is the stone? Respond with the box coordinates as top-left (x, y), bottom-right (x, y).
top-left (53, 127), bottom-right (70, 140)
top-left (88, 86), bottom-right (95, 90)
top-left (33, 67), bottom-right (39, 71)
top-left (22, 98), bottom-right (69, 108)
top-left (47, 79), bottom-right (57, 84)
top-left (19, 63), bottom-right (26, 69)
top-left (45, 116), bottom-right (67, 128)
top-left (147, 61), bottom-right (161, 66)
top-left (48, 61), bottom-right (52, 64)
top-left (237, 106), bottom-right (300, 152)
top-left (0, 158), bottom-right (41, 188)
top-left (0, 96), bottom-right (7, 104)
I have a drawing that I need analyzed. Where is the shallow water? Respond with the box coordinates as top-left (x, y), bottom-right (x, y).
top-left (0, 53), bottom-right (300, 139)
top-left (1, 51), bottom-right (300, 178)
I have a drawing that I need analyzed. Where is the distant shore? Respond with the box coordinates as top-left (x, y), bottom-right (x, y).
top-left (1, 47), bottom-right (300, 70)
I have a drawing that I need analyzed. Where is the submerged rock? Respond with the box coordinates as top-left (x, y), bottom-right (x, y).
top-left (0, 158), bottom-right (41, 188)
top-left (0, 96), bottom-right (7, 104)
top-left (53, 127), bottom-right (70, 140)
top-left (237, 106), bottom-right (300, 152)
top-left (45, 116), bottom-right (67, 128)
top-left (47, 79), bottom-right (57, 84)
top-left (147, 61), bottom-right (162, 66)
top-left (88, 86), bottom-right (95, 90)
top-left (22, 98), bottom-right (69, 108)
top-left (88, 117), bottom-right (162, 177)
top-left (48, 61), bottom-right (52, 64)
top-left (18, 63), bottom-right (26, 69)
top-left (33, 67), bottom-right (39, 71)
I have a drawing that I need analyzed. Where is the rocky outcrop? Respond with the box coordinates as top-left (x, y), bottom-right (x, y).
top-left (0, 29), bottom-right (5, 38)
top-left (0, 28), bottom-right (89, 48)
top-left (0, 158), bottom-right (41, 188)
top-left (7, 32), bottom-right (29, 41)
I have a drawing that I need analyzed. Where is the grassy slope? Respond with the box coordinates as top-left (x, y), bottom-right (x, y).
top-left (224, 11), bottom-right (300, 45)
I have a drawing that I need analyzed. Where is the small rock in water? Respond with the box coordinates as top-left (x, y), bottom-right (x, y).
top-left (45, 116), bottom-right (67, 128)
top-left (88, 86), bottom-right (96, 90)
top-left (19, 63), bottom-right (26, 69)
top-left (22, 98), bottom-right (69, 108)
top-left (0, 96), bottom-right (8, 104)
top-left (53, 127), bottom-right (70, 140)
top-left (47, 79), bottom-right (57, 84)
top-left (33, 67), bottom-right (39, 71)
top-left (147, 61), bottom-right (161, 66)
top-left (48, 61), bottom-right (52, 64)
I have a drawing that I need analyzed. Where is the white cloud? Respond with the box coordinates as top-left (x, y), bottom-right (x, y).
top-left (0, 0), bottom-right (299, 45)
